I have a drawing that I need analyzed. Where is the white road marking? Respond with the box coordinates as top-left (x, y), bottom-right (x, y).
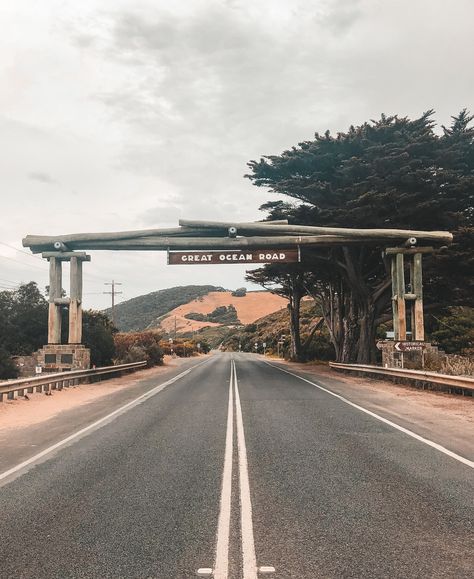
top-left (213, 361), bottom-right (234, 579)
top-left (233, 360), bottom-right (258, 579)
top-left (0, 358), bottom-right (212, 485)
top-left (265, 362), bottom-right (474, 469)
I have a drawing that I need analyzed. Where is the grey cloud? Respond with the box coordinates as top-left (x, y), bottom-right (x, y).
top-left (319, 0), bottom-right (363, 33)
top-left (28, 171), bottom-right (57, 184)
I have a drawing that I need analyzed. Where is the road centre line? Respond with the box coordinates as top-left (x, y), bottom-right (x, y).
top-left (213, 361), bottom-right (234, 579)
top-left (233, 359), bottom-right (259, 579)
top-left (0, 358), bottom-right (212, 486)
top-left (265, 362), bottom-right (474, 469)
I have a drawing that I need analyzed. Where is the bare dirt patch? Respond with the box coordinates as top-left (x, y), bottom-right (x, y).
top-left (160, 290), bottom-right (287, 333)
top-left (0, 356), bottom-right (181, 433)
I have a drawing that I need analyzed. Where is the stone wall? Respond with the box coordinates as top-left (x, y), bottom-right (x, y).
top-left (380, 341), bottom-right (444, 370)
top-left (36, 344), bottom-right (91, 373)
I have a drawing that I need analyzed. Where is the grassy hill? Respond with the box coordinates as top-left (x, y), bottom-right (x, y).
top-left (106, 285), bottom-right (225, 331)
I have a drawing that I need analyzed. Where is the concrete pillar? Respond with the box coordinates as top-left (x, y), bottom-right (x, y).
top-left (68, 256), bottom-right (83, 344)
top-left (48, 257), bottom-right (62, 344)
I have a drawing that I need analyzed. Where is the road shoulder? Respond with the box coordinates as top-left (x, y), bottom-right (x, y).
top-left (268, 358), bottom-right (474, 460)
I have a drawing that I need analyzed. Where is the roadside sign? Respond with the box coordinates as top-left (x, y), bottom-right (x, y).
top-left (168, 248), bottom-right (300, 265)
top-left (262, 342), bottom-right (266, 348)
top-left (394, 341), bottom-right (427, 352)
top-left (35, 365), bottom-right (42, 374)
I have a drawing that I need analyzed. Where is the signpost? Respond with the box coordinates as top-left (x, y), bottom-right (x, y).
top-left (168, 248), bottom-right (300, 265)
top-left (394, 341), bottom-right (427, 352)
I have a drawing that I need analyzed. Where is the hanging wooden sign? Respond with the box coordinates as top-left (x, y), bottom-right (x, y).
top-left (168, 248), bottom-right (300, 265)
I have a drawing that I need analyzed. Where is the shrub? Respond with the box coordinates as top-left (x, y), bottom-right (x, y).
top-left (114, 331), bottom-right (164, 366)
top-left (0, 348), bottom-right (19, 380)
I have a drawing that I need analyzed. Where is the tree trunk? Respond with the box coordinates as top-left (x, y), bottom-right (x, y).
top-left (288, 288), bottom-right (303, 361)
top-left (356, 301), bottom-right (378, 364)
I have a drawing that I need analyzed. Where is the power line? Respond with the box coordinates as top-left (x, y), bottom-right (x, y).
top-left (104, 280), bottom-right (123, 325)
top-left (0, 240), bottom-right (110, 284)
top-left (0, 253), bottom-right (47, 271)
top-left (0, 241), bottom-right (45, 262)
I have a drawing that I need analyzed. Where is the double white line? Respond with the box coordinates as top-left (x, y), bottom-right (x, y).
top-left (200, 359), bottom-right (274, 578)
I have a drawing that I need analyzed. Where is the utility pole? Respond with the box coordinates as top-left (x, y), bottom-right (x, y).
top-left (104, 280), bottom-right (122, 325)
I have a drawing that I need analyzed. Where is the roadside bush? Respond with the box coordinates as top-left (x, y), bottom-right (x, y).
top-left (160, 338), bottom-right (194, 357)
top-left (114, 331), bottom-right (164, 366)
top-left (0, 347), bottom-right (19, 380)
top-left (231, 287), bottom-right (247, 297)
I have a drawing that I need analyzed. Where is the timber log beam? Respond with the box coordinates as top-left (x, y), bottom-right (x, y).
top-left (22, 220), bottom-right (453, 253)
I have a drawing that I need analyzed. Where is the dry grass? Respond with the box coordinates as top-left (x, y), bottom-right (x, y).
top-left (425, 352), bottom-right (474, 376)
top-left (440, 355), bottom-right (474, 377)
top-left (160, 291), bottom-right (287, 333)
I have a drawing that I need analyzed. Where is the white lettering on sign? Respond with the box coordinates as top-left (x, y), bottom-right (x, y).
top-left (181, 254), bottom-right (214, 262)
top-left (218, 253), bottom-right (253, 261)
top-left (259, 253), bottom-right (286, 261)
top-left (168, 248), bottom-right (299, 265)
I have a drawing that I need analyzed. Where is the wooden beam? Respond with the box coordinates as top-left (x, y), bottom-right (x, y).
top-left (178, 220), bottom-right (453, 244)
top-left (385, 247), bottom-right (435, 255)
top-left (23, 224), bottom-right (453, 253)
top-left (42, 252), bottom-right (91, 261)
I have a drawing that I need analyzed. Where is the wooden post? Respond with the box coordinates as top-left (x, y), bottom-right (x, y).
top-left (48, 257), bottom-right (62, 344)
top-left (391, 256), bottom-right (399, 339)
top-left (413, 253), bottom-right (424, 341)
top-left (68, 256), bottom-right (83, 344)
top-left (396, 253), bottom-right (407, 340)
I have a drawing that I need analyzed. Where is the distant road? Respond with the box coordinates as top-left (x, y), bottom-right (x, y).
top-left (0, 353), bottom-right (472, 578)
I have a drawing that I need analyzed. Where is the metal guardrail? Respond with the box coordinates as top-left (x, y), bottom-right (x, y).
top-left (329, 362), bottom-right (474, 394)
top-left (0, 361), bottom-right (148, 402)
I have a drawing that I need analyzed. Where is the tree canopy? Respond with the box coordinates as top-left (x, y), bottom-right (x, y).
top-left (246, 111), bottom-right (474, 362)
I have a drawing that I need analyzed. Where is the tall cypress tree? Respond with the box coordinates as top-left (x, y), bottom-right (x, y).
top-left (246, 111), bottom-right (473, 363)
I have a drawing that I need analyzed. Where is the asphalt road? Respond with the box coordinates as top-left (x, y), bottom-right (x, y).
top-left (0, 353), bottom-right (472, 578)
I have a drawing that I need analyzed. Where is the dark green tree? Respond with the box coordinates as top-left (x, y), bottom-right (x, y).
top-left (247, 111), bottom-right (474, 363)
top-left (0, 282), bottom-right (48, 355)
top-left (246, 264), bottom-right (307, 361)
top-left (82, 310), bottom-right (117, 367)
top-left (429, 307), bottom-right (474, 355)
top-left (0, 347), bottom-right (19, 379)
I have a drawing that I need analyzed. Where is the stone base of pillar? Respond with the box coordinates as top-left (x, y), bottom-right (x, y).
top-left (380, 341), bottom-right (443, 370)
top-left (36, 344), bottom-right (91, 373)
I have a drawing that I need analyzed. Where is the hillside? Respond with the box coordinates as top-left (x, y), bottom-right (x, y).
top-left (215, 300), bottom-right (334, 360)
top-left (156, 291), bottom-right (287, 334)
top-left (106, 285), bottom-right (225, 331)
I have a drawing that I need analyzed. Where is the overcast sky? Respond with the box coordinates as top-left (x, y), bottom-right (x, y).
top-left (1, 0), bottom-right (473, 309)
